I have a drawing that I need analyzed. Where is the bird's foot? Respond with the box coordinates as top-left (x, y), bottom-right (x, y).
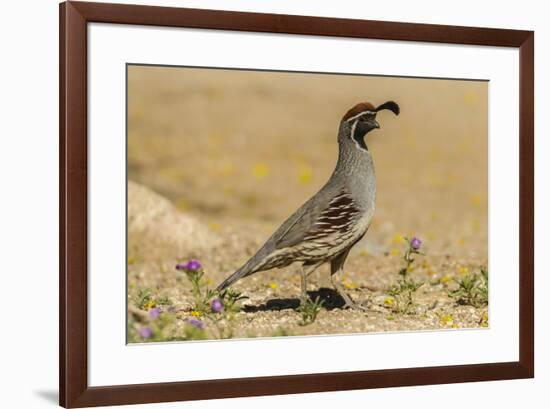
top-left (343, 299), bottom-right (369, 312)
top-left (332, 278), bottom-right (368, 311)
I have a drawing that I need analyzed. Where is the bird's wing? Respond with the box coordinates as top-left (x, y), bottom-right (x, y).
top-left (274, 189), bottom-right (360, 249)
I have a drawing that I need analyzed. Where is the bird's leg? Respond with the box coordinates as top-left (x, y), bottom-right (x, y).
top-left (330, 251), bottom-right (367, 311)
top-left (300, 262), bottom-right (321, 305)
top-left (331, 269), bottom-right (367, 311)
top-left (300, 266), bottom-right (308, 304)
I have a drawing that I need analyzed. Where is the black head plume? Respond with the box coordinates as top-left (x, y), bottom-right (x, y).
top-left (375, 101), bottom-right (400, 116)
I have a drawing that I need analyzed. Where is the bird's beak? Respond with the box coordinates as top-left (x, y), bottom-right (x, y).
top-left (370, 119), bottom-right (380, 129)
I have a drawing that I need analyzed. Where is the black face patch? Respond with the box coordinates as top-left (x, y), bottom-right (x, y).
top-left (351, 115), bottom-right (377, 150)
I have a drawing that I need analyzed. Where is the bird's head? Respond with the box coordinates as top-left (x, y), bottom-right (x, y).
top-left (340, 101), bottom-right (400, 150)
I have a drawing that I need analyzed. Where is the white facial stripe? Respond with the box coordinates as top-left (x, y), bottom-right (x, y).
top-left (349, 119), bottom-right (366, 151)
top-left (350, 120), bottom-right (358, 142)
top-left (345, 110), bottom-right (375, 123)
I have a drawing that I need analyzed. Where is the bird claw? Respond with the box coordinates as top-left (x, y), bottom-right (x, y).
top-left (343, 300), bottom-right (369, 312)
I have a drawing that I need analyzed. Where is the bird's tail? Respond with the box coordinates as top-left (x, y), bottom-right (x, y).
top-left (216, 257), bottom-right (261, 292)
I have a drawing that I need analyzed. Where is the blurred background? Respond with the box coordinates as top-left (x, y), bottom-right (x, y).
top-left (128, 65), bottom-right (487, 261)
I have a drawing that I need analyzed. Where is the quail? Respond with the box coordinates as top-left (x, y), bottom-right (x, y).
top-left (217, 101), bottom-right (400, 309)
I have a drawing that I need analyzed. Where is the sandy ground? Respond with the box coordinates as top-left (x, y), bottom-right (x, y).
top-left (126, 66), bottom-right (488, 341)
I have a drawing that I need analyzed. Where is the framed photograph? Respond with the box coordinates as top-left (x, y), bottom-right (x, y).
top-left (60, 1), bottom-right (534, 407)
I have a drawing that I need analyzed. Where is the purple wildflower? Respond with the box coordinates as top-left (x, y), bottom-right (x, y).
top-left (149, 307), bottom-right (161, 319)
top-left (186, 259), bottom-right (202, 271)
top-left (410, 237), bottom-right (422, 250)
top-left (187, 318), bottom-right (205, 330)
top-left (211, 298), bottom-right (224, 313)
top-left (138, 327), bottom-right (153, 339)
top-left (175, 259), bottom-right (202, 271)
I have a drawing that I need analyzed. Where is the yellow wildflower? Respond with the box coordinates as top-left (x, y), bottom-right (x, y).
top-left (359, 250), bottom-right (369, 257)
top-left (457, 266), bottom-right (469, 276)
top-left (470, 194), bottom-right (482, 207)
top-left (384, 297), bottom-right (395, 307)
top-left (297, 165), bottom-right (313, 185)
top-left (208, 222), bottom-right (221, 232)
top-left (393, 234), bottom-right (405, 244)
top-left (191, 311), bottom-right (202, 318)
top-left (127, 256), bottom-right (135, 265)
top-left (480, 311), bottom-right (489, 327)
top-left (343, 279), bottom-right (358, 290)
top-left (427, 270), bottom-right (437, 278)
top-left (143, 300), bottom-right (156, 310)
top-left (440, 314), bottom-right (454, 326)
top-left (269, 282), bottom-right (278, 290)
top-left (440, 274), bottom-right (452, 284)
top-left (252, 163), bottom-right (269, 179)
top-left (390, 248), bottom-right (400, 257)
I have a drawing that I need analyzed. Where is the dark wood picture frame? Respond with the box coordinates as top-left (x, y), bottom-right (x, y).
top-left (59, 1), bottom-right (534, 407)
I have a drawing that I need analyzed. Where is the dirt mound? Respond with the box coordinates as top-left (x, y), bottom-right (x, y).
top-left (127, 181), bottom-right (220, 263)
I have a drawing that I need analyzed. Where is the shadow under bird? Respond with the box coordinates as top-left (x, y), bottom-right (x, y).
top-left (217, 101), bottom-right (400, 310)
